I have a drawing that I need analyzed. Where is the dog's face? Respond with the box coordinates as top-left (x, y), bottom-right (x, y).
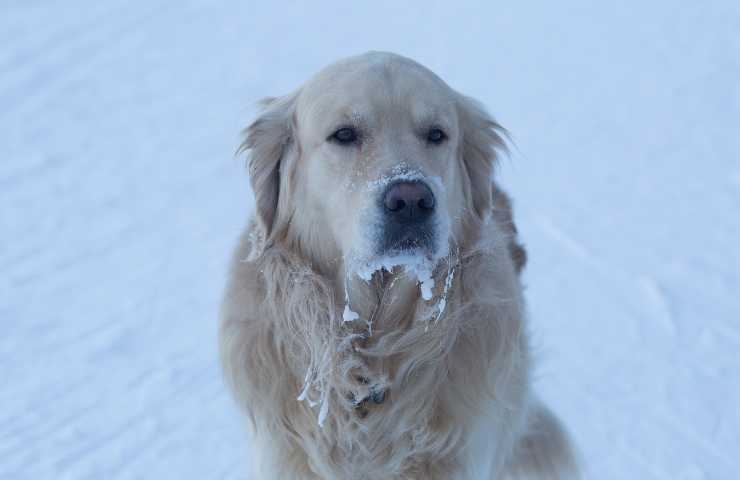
top-left (294, 57), bottom-right (461, 265)
top-left (243, 52), bottom-right (504, 274)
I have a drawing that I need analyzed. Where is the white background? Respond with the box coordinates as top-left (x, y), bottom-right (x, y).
top-left (2, 1), bottom-right (739, 478)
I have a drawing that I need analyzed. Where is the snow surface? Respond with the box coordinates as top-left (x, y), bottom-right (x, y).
top-left (2, 1), bottom-right (739, 479)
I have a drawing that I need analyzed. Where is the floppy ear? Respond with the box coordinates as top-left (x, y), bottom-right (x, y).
top-left (238, 94), bottom-right (297, 238)
top-left (456, 94), bottom-right (508, 220)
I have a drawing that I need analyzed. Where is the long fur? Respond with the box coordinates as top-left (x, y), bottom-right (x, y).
top-left (220, 52), bottom-right (579, 479)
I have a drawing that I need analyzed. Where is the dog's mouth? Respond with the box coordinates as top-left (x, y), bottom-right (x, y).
top-left (394, 237), bottom-right (424, 252)
top-left (378, 224), bottom-right (437, 258)
top-left (348, 223), bottom-right (444, 301)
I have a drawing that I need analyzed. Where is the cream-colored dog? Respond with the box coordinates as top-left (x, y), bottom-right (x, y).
top-left (220, 51), bottom-right (579, 479)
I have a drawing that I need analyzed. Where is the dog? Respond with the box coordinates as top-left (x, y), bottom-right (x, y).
top-left (219, 51), bottom-right (579, 479)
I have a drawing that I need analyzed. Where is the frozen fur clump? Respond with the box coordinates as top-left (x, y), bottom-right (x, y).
top-left (355, 253), bottom-right (439, 300)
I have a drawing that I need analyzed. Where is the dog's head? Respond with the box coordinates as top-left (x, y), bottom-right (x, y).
top-left (241, 52), bottom-right (505, 277)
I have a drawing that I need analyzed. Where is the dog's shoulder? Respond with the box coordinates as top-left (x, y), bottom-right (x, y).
top-left (491, 181), bottom-right (527, 274)
top-left (220, 219), bottom-right (265, 319)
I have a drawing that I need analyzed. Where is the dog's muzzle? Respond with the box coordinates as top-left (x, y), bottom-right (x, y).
top-left (377, 179), bottom-right (437, 255)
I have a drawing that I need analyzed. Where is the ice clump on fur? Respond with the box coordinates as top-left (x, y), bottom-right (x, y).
top-left (342, 304), bottom-right (360, 322)
top-left (434, 262), bottom-right (456, 322)
top-left (342, 277), bottom-right (360, 322)
top-left (355, 253), bottom-right (438, 300)
top-left (296, 349), bottom-right (333, 428)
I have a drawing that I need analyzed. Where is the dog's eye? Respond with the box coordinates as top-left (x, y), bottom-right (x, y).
top-left (329, 127), bottom-right (358, 145)
top-left (426, 128), bottom-right (447, 145)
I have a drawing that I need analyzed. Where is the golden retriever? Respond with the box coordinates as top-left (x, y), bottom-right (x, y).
top-left (220, 51), bottom-right (579, 479)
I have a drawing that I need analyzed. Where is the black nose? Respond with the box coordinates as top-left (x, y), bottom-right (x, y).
top-left (383, 181), bottom-right (435, 222)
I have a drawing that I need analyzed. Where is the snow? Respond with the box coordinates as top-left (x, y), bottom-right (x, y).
top-left (354, 253), bottom-right (438, 300)
top-left (342, 303), bottom-right (360, 323)
top-left (1, 1), bottom-right (739, 479)
top-left (435, 264), bottom-right (456, 323)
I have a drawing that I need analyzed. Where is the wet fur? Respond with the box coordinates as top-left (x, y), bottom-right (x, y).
top-left (220, 52), bottom-right (578, 479)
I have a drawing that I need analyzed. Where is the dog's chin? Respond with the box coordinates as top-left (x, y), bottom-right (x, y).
top-left (349, 243), bottom-right (442, 300)
top-left (381, 243), bottom-right (435, 263)
top-left (378, 229), bottom-right (437, 259)
top-left (349, 239), bottom-right (439, 283)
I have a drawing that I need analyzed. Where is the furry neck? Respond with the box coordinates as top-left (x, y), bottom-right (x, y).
top-left (256, 242), bottom-right (470, 475)
top-left (251, 225), bottom-right (527, 478)
top-left (258, 237), bottom-right (463, 417)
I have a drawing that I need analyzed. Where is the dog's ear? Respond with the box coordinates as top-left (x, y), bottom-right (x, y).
top-left (456, 94), bottom-right (508, 220)
top-left (238, 94), bottom-right (298, 239)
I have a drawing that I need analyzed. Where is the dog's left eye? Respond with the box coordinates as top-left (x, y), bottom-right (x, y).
top-left (426, 128), bottom-right (447, 144)
top-left (329, 127), bottom-right (358, 145)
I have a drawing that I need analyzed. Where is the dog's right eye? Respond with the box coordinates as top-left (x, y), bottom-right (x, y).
top-left (329, 127), bottom-right (358, 145)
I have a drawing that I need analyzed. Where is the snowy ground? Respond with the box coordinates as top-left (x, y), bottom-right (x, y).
top-left (2, 1), bottom-right (739, 479)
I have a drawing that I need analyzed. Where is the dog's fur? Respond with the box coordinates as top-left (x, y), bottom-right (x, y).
top-left (220, 52), bottom-right (579, 479)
